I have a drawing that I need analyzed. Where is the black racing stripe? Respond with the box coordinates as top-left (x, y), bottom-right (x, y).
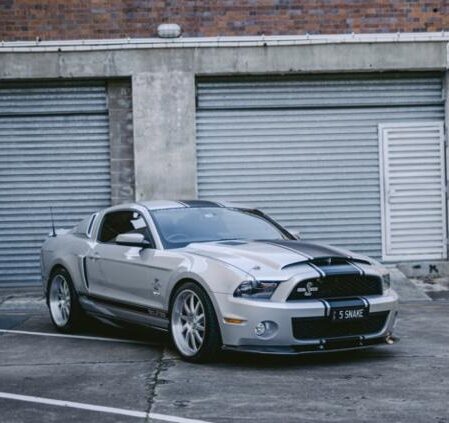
top-left (267, 240), bottom-right (350, 260)
top-left (319, 299), bottom-right (330, 317)
top-left (327, 297), bottom-right (366, 309)
top-left (360, 296), bottom-right (370, 311)
top-left (314, 263), bottom-right (361, 277)
top-left (82, 294), bottom-right (168, 319)
top-left (178, 200), bottom-right (221, 208)
top-left (308, 262), bottom-right (326, 277)
top-left (349, 261), bottom-right (366, 276)
top-left (262, 240), bottom-right (312, 260)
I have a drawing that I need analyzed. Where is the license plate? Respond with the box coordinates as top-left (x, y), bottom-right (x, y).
top-left (331, 308), bottom-right (366, 321)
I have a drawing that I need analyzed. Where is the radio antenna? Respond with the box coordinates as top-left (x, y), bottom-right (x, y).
top-left (50, 206), bottom-right (56, 237)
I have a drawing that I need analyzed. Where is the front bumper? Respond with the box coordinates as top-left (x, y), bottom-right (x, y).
top-left (215, 290), bottom-right (399, 352)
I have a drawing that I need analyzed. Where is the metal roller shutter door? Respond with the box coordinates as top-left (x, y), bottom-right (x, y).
top-left (0, 81), bottom-right (111, 286)
top-left (196, 75), bottom-right (444, 258)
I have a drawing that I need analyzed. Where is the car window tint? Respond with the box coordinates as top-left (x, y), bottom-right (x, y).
top-left (98, 211), bottom-right (149, 243)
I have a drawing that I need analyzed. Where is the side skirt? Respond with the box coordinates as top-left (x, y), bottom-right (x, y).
top-left (79, 294), bottom-right (169, 331)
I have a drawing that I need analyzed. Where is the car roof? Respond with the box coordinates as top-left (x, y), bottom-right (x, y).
top-left (138, 200), bottom-right (255, 211)
top-left (99, 200), bottom-right (257, 215)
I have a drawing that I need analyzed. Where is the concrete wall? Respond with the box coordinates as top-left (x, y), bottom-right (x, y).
top-left (1, 41), bottom-right (448, 201)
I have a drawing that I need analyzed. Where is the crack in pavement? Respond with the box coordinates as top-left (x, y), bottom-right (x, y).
top-left (145, 347), bottom-right (178, 422)
top-left (145, 348), bottom-right (165, 421)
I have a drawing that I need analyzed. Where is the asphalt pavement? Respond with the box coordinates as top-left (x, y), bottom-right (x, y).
top-left (0, 292), bottom-right (448, 423)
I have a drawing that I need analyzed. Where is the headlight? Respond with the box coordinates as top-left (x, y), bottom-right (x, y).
top-left (382, 274), bottom-right (391, 292)
top-left (233, 280), bottom-right (280, 299)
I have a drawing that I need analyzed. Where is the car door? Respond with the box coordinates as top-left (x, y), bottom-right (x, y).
top-left (86, 209), bottom-right (162, 311)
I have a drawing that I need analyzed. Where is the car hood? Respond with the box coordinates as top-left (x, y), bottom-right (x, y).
top-left (184, 239), bottom-right (369, 279)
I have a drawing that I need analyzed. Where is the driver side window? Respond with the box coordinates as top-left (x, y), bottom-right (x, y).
top-left (98, 211), bottom-right (151, 244)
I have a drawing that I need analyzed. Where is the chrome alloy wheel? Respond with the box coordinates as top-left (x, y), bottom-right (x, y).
top-left (171, 289), bottom-right (206, 356)
top-left (49, 274), bottom-right (72, 327)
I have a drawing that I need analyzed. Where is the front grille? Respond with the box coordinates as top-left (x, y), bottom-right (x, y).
top-left (292, 311), bottom-right (389, 340)
top-left (287, 274), bottom-right (382, 300)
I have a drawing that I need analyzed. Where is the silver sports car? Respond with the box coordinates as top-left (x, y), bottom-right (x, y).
top-left (41, 200), bottom-right (398, 362)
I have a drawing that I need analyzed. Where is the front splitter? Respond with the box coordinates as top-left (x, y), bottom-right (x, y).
top-left (222, 335), bottom-right (399, 356)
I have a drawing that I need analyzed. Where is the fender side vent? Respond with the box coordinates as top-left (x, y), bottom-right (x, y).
top-left (81, 256), bottom-right (89, 288)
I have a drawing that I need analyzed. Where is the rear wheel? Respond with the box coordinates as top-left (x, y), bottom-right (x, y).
top-left (170, 282), bottom-right (222, 363)
top-left (47, 267), bottom-right (84, 332)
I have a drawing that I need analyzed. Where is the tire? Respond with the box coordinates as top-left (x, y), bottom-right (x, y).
top-left (47, 267), bottom-right (85, 333)
top-left (170, 281), bottom-right (222, 363)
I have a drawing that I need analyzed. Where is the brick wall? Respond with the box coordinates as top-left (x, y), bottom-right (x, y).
top-left (1, 0), bottom-right (448, 41)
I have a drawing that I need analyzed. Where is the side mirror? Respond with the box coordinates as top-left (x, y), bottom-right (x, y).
top-left (116, 233), bottom-right (152, 248)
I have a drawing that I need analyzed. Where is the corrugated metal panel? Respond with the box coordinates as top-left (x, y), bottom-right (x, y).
top-left (0, 82), bottom-right (111, 285)
top-left (196, 75), bottom-right (444, 258)
top-left (197, 76), bottom-right (443, 109)
top-left (379, 122), bottom-right (446, 261)
top-left (0, 81), bottom-right (107, 115)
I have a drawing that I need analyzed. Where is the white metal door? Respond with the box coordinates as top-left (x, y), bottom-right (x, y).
top-left (379, 122), bottom-right (447, 261)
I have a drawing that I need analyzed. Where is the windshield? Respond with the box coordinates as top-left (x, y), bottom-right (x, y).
top-left (151, 207), bottom-right (287, 249)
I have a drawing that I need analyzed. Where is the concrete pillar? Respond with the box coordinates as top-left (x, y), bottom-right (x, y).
top-left (132, 71), bottom-right (197, 201)
top-left (107, 79), bottom-right (135, 205)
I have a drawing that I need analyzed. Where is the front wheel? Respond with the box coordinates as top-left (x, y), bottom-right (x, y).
top-left (170, 282), bottom-right (222, 363)
top-left (47, 267), bottom-right (84, 333)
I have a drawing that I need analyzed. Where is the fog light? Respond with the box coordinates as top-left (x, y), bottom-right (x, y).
top-left (254, 321), bottom-right (278, 338)
top-left (255, 322), bottom-right (266, 336)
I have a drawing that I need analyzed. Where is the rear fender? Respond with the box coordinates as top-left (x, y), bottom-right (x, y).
top-left (41, 234), bottom-right (91, 296)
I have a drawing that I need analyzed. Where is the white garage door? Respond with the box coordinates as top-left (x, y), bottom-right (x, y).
top-left (0, 81), bottom-right (111, 286)
top-left (196, 75), bottom-right (444, 259)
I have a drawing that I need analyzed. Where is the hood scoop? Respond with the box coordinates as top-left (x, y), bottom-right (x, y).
top-left (217, 240), bottom-right (248, 246)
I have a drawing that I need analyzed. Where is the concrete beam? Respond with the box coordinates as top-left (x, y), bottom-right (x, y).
top-left (0, 42), bottom-right (447, 80)
top-left (193, 42), bottom-right (448, 75)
